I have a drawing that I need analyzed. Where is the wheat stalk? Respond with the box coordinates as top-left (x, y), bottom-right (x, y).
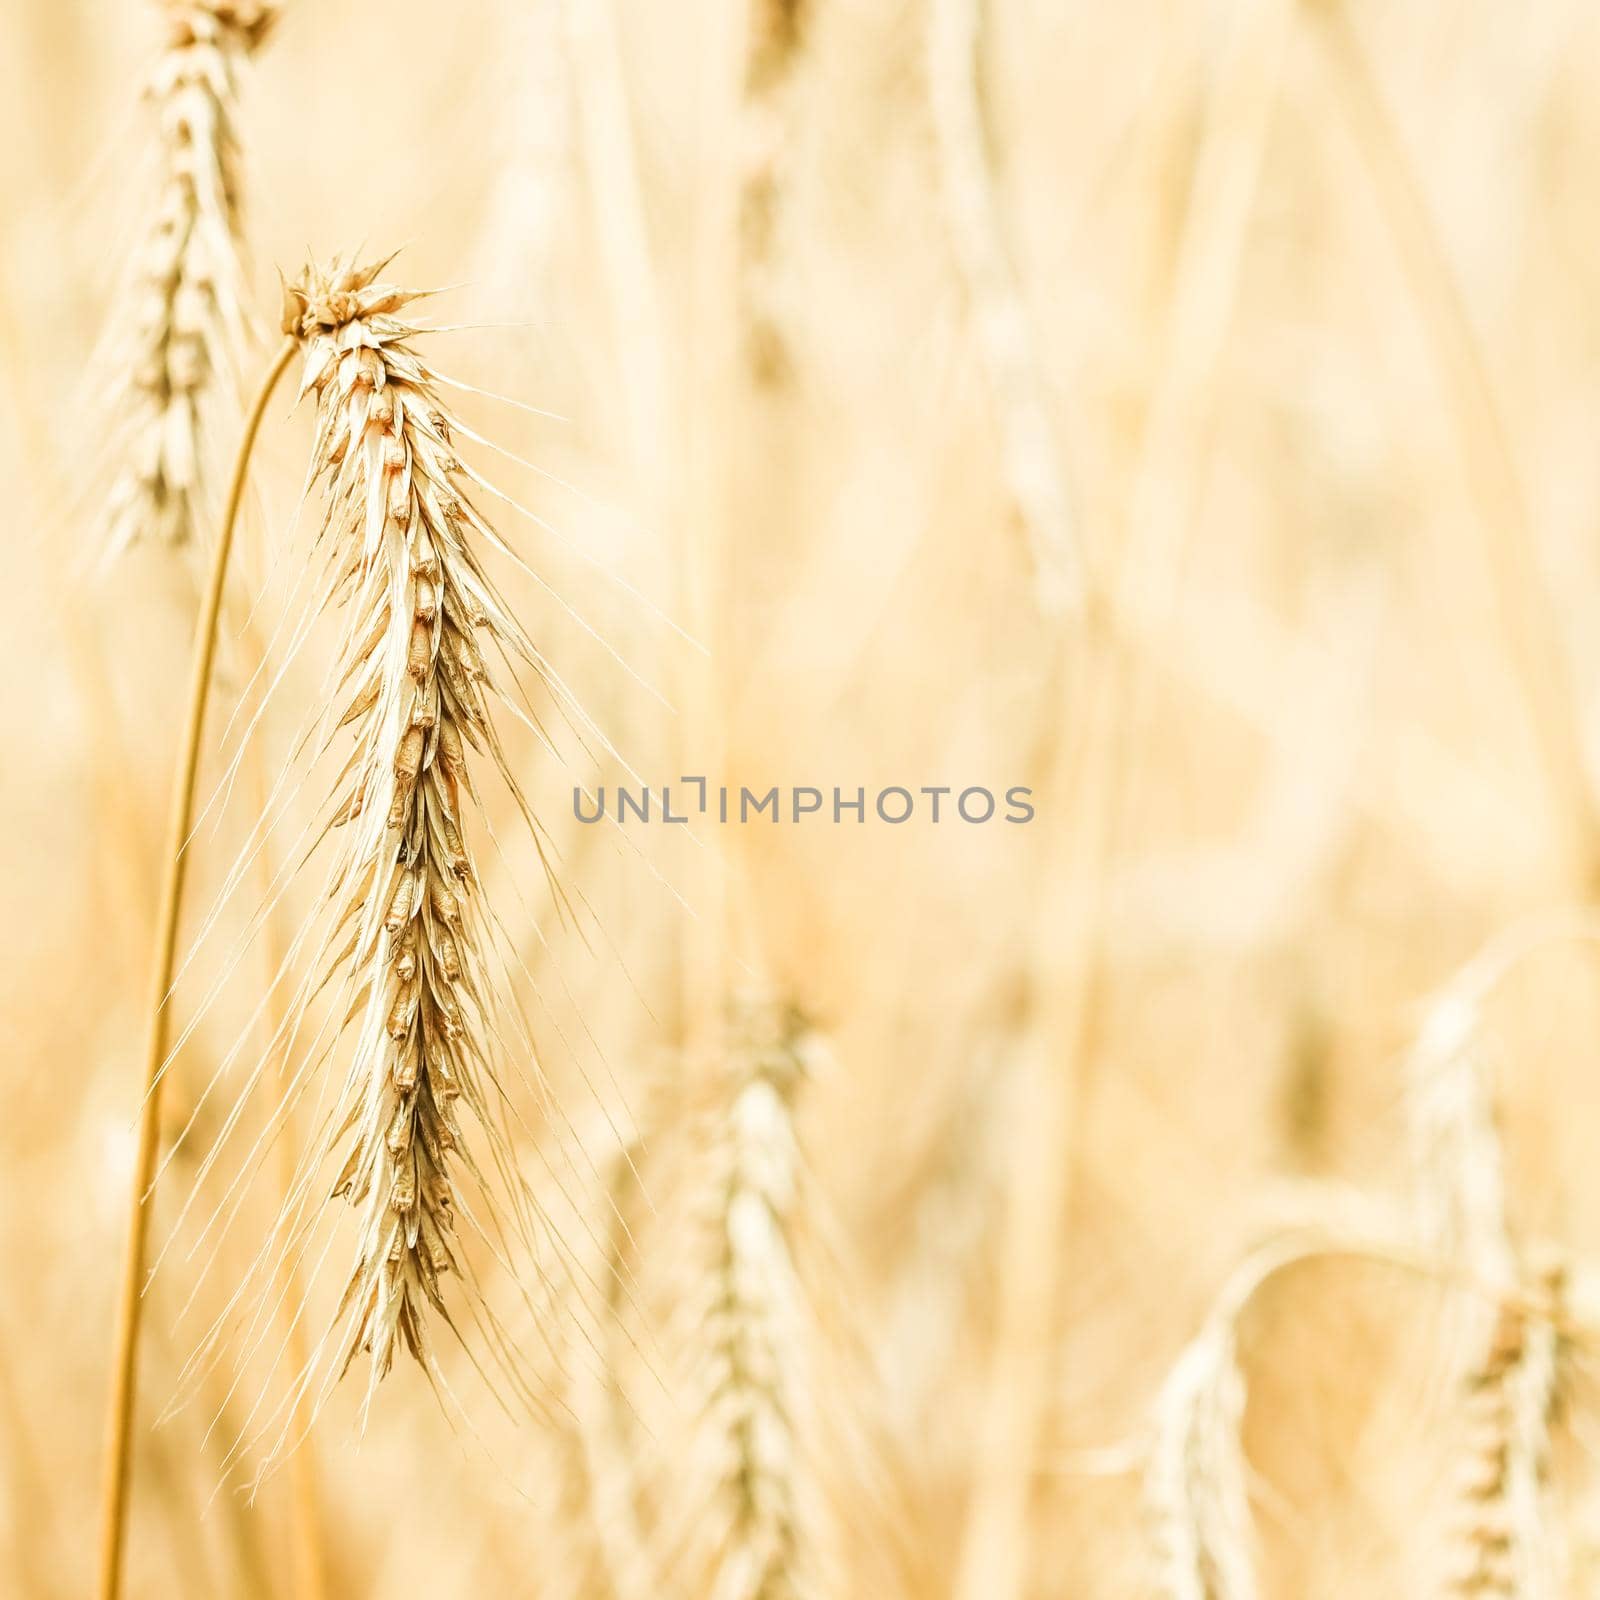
top-left (1306, 0), bottom-right (1599, 891)
top-left (1406, 988), bottom-right (1515, 1286)
top-left (925, 0), bottom-right (1083, 615)
top-left (570, 1134), bottom-right (660, 1600)
top-left (562, 0), bottom-right (669, 488)
top-left (1148, 1313), bottom-right (1256, 1600)
top-left (101, 0), bottom-right (276, 561)
top-left (953, 10), bottom-right (1289, 1593)
top-left (96, 334), bottom-right (297, 1600)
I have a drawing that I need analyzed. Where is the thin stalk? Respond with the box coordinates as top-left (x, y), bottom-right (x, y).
top-left (96, 336), bottom-right (297, 1600)
top-left (249, 729), bottom-right (328, 1600)
top-left (953, 2), bottom-right (1289, 1589)
top-left (564, 0), bottom-right (669, 490)
top-left (678, 0), bottom-right (749, 1089)
top-left (927, 0), bottom-right (1085, 614)
top-left (1307, 0), bottom-right (1599, 890)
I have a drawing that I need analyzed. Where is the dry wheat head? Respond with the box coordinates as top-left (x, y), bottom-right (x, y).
top-left (278, 253), bottom-right (564, 1410)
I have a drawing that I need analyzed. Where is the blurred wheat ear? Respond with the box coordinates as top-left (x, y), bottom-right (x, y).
top-left (1145, 1221), bottom-right (1418, 1600)
top-left (642, 999), bottom-right (821, 1600)
top-left (97, 0), bottom-right (278, 562)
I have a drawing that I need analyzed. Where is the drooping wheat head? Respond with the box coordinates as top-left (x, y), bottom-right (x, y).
top-left (1146, 1221), bottom-right (1411, 1600)
top-left (269, 253), bottom-right (568, 1414)
top-left (101, 0), bottom-right (277, 560)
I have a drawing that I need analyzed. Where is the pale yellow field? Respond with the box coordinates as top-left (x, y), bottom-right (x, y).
top-left (6, 2), bottom-right (1600, 1597)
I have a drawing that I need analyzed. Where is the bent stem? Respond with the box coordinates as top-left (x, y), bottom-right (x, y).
top-left (96, 336), bottom-right (297, 1600)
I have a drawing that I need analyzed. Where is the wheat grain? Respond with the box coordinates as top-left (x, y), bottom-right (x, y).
top-left (101, 1), bottom-right (276, 561)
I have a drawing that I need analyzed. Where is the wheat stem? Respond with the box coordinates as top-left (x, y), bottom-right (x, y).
top-left (95, 336), bottom-right (296, 1600)
top-left (953, 7), bottom-right (1289, 1593)
top-left (926, 0), bottom-right (1084, 614)
top-left (1307, 0), bottom-right (1599, 891)
top-left (563, 0), bottom-right (668, 488)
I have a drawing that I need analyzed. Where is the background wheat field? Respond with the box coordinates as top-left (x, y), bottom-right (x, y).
top-left (7, 1), bottom-right (1600, 1597)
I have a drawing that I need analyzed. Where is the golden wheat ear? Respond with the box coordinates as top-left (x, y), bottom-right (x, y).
top-left (98, 1), bottom-right (278, 563)
top-left (166, 254), bottom-right (613, 1467)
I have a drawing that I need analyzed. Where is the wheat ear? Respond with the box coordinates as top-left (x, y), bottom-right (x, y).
top-left (265, 256), bottom-right (571, 1415)
top-left (101, 1), bottom-right (277, 560)
top-left (1403, 935), bottom-right (1581, 1595)
top-left (657, 1002), bottom-right (815, 1600)
top-left (95, 336), bottom-right (297, 1600)
top-left (1148, 1312), bottom-right (1256, 1600)
top-left (1146, 1224), bottom-right (1411, 1600)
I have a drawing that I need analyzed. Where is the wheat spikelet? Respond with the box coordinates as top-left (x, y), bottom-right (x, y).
top-left (101, 1), bottom-right (276, 560)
